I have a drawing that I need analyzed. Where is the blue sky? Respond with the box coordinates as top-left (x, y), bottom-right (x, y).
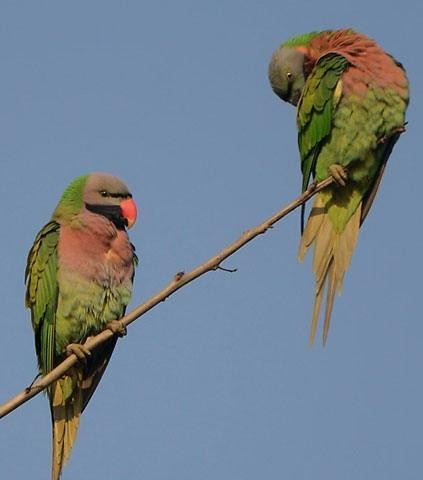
top-left (1, 1), bottom-right (422, 479)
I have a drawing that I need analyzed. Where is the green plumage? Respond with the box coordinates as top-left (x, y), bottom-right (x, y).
top-left (297, 54), bottom-right (349, 193)
top-left (312, 84), bottom-right (406, 232)
top-left (283, 32), bottom-right (321, 48)
top-left (268, 29), bottom-right (409, 343)
top-left (25, 172), bottom-right (137, 479)
top-left (25, 221), bottom-right (60, 376)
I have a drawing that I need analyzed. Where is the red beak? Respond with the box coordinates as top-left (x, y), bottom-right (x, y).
top-left (120, 198), bottom-right (138, 229)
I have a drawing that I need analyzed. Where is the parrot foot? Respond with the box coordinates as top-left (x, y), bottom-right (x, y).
top-left (329, 164), bottom-right (348, 186)
top-left (66, 343), bottom-right (92, 364)
top-left (106, 319), bottom-right (127, 337)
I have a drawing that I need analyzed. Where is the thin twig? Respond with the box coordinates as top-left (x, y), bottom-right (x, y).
top-left (0, 175), bottom-right (334, 420)
top-left (215, 265), bottom-right (238, 273)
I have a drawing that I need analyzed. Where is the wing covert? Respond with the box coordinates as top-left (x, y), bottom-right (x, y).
top-left (25, 221), bottom-right (60, 374)
top-left (297, 53), bottom-right (349, 192)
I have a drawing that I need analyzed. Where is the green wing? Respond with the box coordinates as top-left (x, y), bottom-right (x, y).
top-left (25, 221), bottom-right (60, 375)
top-left (297, 53), bottom-right (349, 192)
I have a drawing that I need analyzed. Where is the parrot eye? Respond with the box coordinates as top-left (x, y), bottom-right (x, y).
top-left (286, 72), bottom-right (293, 80)
top-left (99, 190), bottom-right (109, 197)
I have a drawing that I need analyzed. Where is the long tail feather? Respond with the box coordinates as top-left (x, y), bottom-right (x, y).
top-left (309, 277), bottom-right (324, 346)
top-left (322, 260), bottom-right (336, 345)
top-left (299, 193), bottom-right (361, 345)
top-left (50, 371), bottom-right (82, 480)
top-left (49, 339), bottom-right (117, 479)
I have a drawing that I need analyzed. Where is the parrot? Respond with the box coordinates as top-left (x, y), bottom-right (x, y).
top-left (25, 172), bottom-right (138, 479)
top-left (268, 29), bottom-right (409, 345)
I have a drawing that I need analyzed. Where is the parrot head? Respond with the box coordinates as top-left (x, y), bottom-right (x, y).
top-left (54, 172), bottom-right (138, 230)
top-left (268, 46), bottom-right (306, 106)
top-left (83, 173), bottom-right (138, 229)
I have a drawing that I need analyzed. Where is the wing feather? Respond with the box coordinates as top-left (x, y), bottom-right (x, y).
top-left (25, 221), bottom-right (60, 374)
top-left (297, 53), bottom-right (349, 231)
top-left (297, 53), bottom-right (349, 192)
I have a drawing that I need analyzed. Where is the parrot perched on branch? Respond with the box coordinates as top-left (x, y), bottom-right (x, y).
top-left (25, 173), bottom-right (138, 479)
top-left (268, 29), bottom-right (409, 345)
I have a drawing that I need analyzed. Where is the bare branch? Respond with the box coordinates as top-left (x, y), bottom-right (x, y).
top-left (0, 175), bottom-right (334, 420)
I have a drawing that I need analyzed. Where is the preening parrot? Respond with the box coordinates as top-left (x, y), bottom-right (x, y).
top-left (25, 173), bottom-right (138, 479)
top-left (268, 29), bottom-right (409, 344)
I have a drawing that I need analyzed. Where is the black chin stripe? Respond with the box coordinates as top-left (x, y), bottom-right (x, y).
top-left (85, 203), bottom-right (128, 229)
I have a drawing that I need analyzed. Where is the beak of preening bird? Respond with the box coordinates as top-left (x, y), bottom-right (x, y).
top-left (120, 197), bottom-right (138, 229)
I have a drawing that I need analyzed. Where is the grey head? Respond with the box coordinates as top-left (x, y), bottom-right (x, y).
top-left (268, 47), bottom-right (306, 106)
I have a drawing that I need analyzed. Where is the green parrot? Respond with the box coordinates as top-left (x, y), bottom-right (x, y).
top-left (268, 29), bottom-right (409, 344)
top-left (25, 173), bottom-right (138, 479)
